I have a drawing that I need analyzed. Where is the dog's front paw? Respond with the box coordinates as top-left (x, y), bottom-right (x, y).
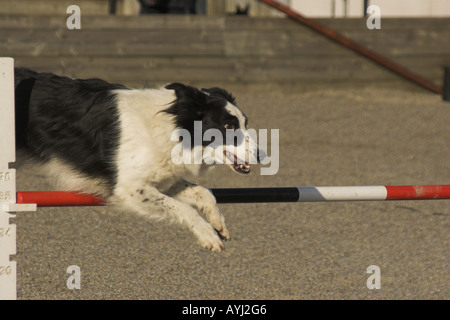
top-left (203, 206), bottom-right (231, 241)
top-left (192, 223), bottom-right (225, 252)
top-left (214, 222), bottom-right (231, 242)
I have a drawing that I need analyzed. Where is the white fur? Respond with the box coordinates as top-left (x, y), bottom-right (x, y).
top-left (225, 102), bottom-right (246, 129)
top-left (31, 86), bottom-right (258, 252)
top-left (224, 102), bottom-right (258, 165)
top-left (109, 87), bottom-right (231, 251)
top-left (42, 158), bottom-right (112, 197)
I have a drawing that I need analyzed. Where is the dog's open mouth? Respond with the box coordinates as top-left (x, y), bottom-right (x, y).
top-left (224, 150), bottom-right (250, 174)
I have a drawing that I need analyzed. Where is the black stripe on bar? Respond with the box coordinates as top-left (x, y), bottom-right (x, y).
top-left (211, 188), bottom-right (300, 203)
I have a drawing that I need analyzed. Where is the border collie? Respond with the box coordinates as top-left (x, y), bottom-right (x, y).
top-left (14, 68), bottom-right (262, 252)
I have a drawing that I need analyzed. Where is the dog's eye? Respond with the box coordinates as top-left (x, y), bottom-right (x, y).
top-left (224, 124), bottom-right (235, 130)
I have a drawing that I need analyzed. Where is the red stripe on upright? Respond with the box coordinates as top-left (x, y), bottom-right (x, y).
top-left (385, 185), bottom-right (450, 200)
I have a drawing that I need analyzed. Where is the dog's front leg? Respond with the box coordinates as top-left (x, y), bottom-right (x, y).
top-left (166, 180), bottom-right (231, 241)
top-left (112, 185), bottom-right (225, 252)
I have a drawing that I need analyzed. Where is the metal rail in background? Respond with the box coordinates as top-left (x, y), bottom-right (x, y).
top-left (258, 0), bottom-right (443, 95)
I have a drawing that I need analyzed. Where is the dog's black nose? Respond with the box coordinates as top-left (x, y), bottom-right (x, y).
top-left (257, 148), bottom-right (267, 163)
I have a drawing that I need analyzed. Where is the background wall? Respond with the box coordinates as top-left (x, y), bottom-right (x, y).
top-left (1, 14), bottom-right (448, 88)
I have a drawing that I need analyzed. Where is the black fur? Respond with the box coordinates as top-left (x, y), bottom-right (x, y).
top-left (14, 69), bottom-right (249, 195)
top-left (14, 68), bottom-right (127, 191)
top-left (163, 82), bottom-right (246, 147)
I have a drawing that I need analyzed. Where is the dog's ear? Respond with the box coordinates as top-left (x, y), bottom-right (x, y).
top-left (166, 83), bottom-right (200, 100)
top-left (165, 82), bottom-right (186, 91)
top-left (164, 83), bottom-right (206, 118)
top-left (201, 87), bottom-right (236, 104)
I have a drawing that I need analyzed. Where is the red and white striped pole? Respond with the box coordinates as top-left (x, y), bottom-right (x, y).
top-left (16, 185), bottom-right (450, 207)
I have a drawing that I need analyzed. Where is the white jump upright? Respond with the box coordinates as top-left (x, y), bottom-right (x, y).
top-left (0, 58), bottom-right (36, 300)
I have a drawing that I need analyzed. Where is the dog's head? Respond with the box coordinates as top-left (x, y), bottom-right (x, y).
top-left (164, 83), bottom-right (265, 174)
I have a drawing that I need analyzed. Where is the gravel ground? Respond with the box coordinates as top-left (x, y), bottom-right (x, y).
top-left (13, 82), bottom-right (449, 300)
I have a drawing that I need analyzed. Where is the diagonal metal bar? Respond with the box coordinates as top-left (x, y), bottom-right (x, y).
top-left (258, 0), bottom-right (443, 94)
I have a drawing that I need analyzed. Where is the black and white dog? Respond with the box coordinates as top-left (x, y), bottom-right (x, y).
top-left (14, 68), bottom-right (262, 252)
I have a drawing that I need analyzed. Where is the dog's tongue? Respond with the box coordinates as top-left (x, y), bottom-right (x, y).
top-left (234, 162), bottom-right (250, 173)
top-left (224, 150), bottom-right (250, 174)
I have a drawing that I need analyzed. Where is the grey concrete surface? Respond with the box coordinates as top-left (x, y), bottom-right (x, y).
top-left (13, 83), bottom-right (449, 299)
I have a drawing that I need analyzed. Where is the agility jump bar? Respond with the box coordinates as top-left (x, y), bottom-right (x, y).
top-left (15, 185), bottom-right (450, 207)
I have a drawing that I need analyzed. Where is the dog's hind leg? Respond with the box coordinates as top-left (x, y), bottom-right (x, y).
top-left (111, 184), bottom-right (225, 252)
top-left (166, 179), bottom-right (230, 241)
